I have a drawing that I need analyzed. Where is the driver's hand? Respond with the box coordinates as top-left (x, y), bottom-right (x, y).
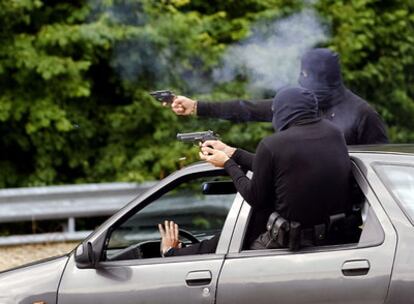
top-left (158, 220), bottom-right (182, 256)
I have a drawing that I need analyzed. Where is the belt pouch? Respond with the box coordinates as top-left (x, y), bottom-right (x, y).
top-left (288, 221), bottom-right (301, 251)
top-left (314, 223), bottom-right (326, 246)
top-left (272, 216), bottom-right (289, 247)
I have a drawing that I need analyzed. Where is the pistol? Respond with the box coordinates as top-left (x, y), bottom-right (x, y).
top-left (177, 130), bottom-right (219, 143)
top-left (149, 90), bottom-right (175, 104)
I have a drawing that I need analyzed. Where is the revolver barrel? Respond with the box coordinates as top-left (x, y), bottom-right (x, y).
top-left (149, 90), bottom-right (175, 104)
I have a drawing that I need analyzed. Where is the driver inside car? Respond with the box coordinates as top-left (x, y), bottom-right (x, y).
top-left (158, 220), bottom-right (220, 257)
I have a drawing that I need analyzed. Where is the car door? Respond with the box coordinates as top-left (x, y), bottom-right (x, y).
top-left (216, 160), bottom-right (397, 304)
top-left (57, 166), bottom-right (243, 304)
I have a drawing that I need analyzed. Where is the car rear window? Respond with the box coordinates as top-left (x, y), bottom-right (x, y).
top-left (375, 164), bottom-right (414, 224)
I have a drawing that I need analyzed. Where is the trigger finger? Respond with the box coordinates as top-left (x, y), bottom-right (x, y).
top-left (202, 146), bottom-right (214, 154)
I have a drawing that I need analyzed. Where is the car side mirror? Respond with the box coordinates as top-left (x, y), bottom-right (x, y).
top-left (75, 232), bottom-right (106, 269)
top-left (75, 242), bottom-right (96, 269)
top-left (202, 181), bottom-right (236, 195)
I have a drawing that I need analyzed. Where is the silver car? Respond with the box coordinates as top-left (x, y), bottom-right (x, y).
top-left (1, 145), bottom-right (414, 304)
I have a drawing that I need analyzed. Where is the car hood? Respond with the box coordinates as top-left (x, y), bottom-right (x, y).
top-left (0, 254), bottom-right (69, 304)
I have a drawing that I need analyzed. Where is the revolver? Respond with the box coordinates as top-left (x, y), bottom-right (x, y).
top-left (149, 90), bottom-right (176, 104)
top-left (177, 130), bottom-right (219, 143)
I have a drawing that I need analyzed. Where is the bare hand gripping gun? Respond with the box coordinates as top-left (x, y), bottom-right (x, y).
top-left (149, 90), bottom-right (176, 104)
top-left (177, 130), bottom-right (219, 143)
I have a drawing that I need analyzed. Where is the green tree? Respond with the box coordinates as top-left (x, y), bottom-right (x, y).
top-left (0, 0), bottom-right (296, 187)
top-left (0, 0), bottom-right (413, 188)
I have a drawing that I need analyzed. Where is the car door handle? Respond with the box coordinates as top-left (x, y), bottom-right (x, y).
top-left (342, 260), bottom-right (370, 276)
top-left (186, 271), bottom-right (212, 286)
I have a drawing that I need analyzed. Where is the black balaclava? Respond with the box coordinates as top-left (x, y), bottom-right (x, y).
top-left (298, 48), bottom-right (345, 109)
top-left (272, 86), bottom-right (319, 132)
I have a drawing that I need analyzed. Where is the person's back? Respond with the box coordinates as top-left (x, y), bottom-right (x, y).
top-left (199, 86), bottom-right (353, 249)
top-left (266, 119), bottom-right (350, 228)
top-left (321, 89), bottom-right (387, 145)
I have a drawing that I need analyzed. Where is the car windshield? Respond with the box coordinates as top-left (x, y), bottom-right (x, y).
top-left (375, 164), bottom-right (414, 223)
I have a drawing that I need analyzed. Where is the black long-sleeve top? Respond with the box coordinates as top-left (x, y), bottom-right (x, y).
top-left (197, 89), bottom-right (389, 145)
top-left (224, 119), bottom-right (352, 236)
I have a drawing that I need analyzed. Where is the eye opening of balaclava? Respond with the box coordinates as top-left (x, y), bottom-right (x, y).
top-left (298, 48), bottom-right (345, 108)
top-left (272, 86), bottom-right (319, 132)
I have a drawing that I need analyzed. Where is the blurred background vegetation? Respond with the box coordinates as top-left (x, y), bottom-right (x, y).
top-left (0, 0), bottom-right (413, 188)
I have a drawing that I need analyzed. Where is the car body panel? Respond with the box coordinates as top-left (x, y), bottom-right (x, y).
top-left (354, 153), bottom-right (414, 304)
top-left (216, 154), bottom-right (398, 304)
top-left (0, 255), bottom-right (68, 304)
top-left (57, 163), bottom-right (242, 304)
top-left (58, 252), bottom-right (224, 304)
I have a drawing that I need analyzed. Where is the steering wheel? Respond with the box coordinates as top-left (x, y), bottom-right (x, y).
top-left (179, 228), bottom-right (200, 244)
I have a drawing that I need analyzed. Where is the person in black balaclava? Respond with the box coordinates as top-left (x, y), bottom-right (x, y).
top-left (199, 86), bottom-right (352, 248)
top-left (169, 48), bottom-right (388, 145)
top-left (159, 87), bottom-right (352, 254)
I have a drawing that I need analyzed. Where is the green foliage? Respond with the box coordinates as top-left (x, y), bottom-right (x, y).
top-left (0, 0), bottom-right (413, 188)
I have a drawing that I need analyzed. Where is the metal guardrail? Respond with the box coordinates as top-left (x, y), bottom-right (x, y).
top-left (0, 182), bottom-right (156, 246)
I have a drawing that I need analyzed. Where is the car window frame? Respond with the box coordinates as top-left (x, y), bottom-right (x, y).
top-left (98, 168), bottom-right (243, 266)
top-left (225, 159), bottom-right (386, 258)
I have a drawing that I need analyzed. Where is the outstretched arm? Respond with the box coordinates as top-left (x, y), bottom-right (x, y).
top-left (170, 96), bottom-right (273, 122)
top-left (200, 141), bottom-right (273, 209)
top-left (198, 99), bottom-right (273, 122)
top-left (223, 141), bottom-right (273, 209)
top-left (201, 140), bottom-right (255, 171)
top-left (231, 149), bottom-right (255, 171)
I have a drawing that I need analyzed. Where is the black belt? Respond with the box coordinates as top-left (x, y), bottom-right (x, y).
top-left (300, 223), bottom-right (327, 247)
top-left (267, 212), bottom-right (329, 250)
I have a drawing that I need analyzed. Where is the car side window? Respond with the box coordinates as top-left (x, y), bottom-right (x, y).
top-left (374, 164), bottom-right (414, 225)
top-left (105, 176), bottom-right (236, 261)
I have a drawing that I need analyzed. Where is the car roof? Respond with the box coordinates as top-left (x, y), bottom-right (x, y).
top-left (348, 144), bottom-right (414, 155)
top-left (179, 145), bottom-right (414, 174)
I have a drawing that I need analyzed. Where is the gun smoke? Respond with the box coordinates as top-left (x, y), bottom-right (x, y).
top-left (90, 2), bottom-right (328, 95)
top-left (213, 9), bottom-right (329, 93)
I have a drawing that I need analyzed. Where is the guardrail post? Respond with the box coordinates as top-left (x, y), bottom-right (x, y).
top-left (67, 217), bottom-right (76, 233)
